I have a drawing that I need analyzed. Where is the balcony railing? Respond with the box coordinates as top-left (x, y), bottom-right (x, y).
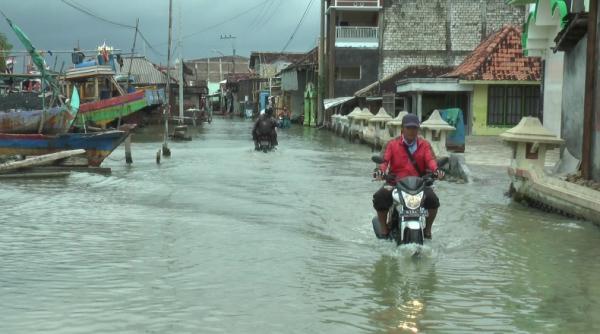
top-left (331, 0), bottom-right (382, 8)
top-left (335, 26), bottom-right (379, 48)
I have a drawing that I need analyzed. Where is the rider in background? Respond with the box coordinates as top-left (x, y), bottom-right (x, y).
top-left (252, 104), bottom-right (278, 149)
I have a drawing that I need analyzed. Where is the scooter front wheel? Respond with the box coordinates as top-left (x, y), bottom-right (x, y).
top-left (401, 228), bottom-right (424, 245)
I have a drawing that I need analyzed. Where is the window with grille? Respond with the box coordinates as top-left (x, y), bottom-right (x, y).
top-left (487, 85), bottom-right (541, 126)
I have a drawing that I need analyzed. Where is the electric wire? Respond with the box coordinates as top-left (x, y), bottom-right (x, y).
top-left (281, 0), bottom-right (315, 52)
top-left (60, 0), bottom-right (165, 57)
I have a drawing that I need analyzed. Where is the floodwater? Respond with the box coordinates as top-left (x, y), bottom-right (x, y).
top-left (1, 118), bottom-right (600, 333)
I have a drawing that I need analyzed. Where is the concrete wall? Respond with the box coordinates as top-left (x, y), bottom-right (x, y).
top-left (380, 0), bottom-right (525, 78)
top-left (472, 85), bottom-right (489, 135)
top-left (561, 36), bottom-right (587, 160)
top-left (543, 51), bottom-right (565, 136)
top-left (334, 48), bottom-right (379, 97)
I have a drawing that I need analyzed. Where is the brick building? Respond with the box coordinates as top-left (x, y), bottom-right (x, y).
top-left (380, 0), bottom-right (525, 77)
top-left (325, 0), bottom-right (526, 100)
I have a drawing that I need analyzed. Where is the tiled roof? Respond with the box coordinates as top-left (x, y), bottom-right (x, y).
top-left (355, 65), bottom-right (454, 97)
top-left (444, 25), bottom-right (541, 81)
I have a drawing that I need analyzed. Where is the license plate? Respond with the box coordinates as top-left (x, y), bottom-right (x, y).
top-left (260, 140), bottom-right (270, 145)
top-left (402, 209), bottom-right (421, 217)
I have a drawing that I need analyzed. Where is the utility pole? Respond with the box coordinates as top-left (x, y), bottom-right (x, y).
top-left (582, 0), bottom-right (598, 179)
top-left (207, 57), bottom-right (211, 83)
top-left (220, 34), bottom-right (237, 74)
top-left (219, 58), bottom-right (223, 80)
top-left (318, 0), bottom-right (325, 126)
top-left (126, 18), bottom-right (139, 91)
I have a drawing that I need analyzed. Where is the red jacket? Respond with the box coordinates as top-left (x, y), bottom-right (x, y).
top-left (380, 137), bottom-right (438, 179)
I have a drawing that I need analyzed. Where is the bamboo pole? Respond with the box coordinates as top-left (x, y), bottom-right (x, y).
top-left (0, 149), bottom-right (86, 173)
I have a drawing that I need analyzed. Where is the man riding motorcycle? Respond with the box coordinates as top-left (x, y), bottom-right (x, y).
top-left (373, 113), bottom-right (444, 239)
top-left (252, 106), bottom-right (278, 150)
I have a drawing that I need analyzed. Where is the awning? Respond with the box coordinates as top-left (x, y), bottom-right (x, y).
top-left (324, 96), bottom-right (355, 110)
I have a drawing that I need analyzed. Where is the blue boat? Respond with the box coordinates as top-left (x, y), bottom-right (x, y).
top-left (0, 130), bottom-right (129, 167)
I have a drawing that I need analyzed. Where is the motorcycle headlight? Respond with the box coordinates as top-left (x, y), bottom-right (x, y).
top-left (401, 191), bottom-right (424, 210)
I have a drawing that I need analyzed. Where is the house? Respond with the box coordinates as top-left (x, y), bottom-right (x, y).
top-left (443, 25), bottom-right (542, 135)
top-left (157, 60), bottom-right (208, 115)
top-left (325, 0), bottom-right (382, 98)
top-left (324, 0), bottom-right (525, 103)
top-left (354, 65), bottom-right (454, 116)
top-left (184, 55), bottom-right (249, 94)
top-left (249, 52), bottom-right (307, 80)
top-left (280, 48), bottom-right (319, 123)
top-left (393, 25), bottom-right (542, 136)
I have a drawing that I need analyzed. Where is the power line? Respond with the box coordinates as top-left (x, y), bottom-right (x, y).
top-left (261, 0), bottom-right (283, 30)
top-left (249, 0), bottom-right (274, 31)
top-left (60, 0), bottom-right (134, 29)
top-left (60, 0), bottom-right (165, 57)
top-left (153, 0), bottom-right (272, 46)
top-left (281, 0), bottom-right (315, 52)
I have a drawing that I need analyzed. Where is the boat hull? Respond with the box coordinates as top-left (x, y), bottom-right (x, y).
top-left (0, 131), bottom-right (129, 167)
top-left (0, 107), bottom-right (73, 134)
top-left (76, 90), bottom-right (147, 127)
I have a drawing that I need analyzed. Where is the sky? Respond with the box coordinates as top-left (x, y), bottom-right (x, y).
top-left (0, 0), bottom-right (320, 69)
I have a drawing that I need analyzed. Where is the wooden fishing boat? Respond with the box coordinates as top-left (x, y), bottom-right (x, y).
top-left (0, 13), bottom-right (79, 134)
top-left (0, 130), bottom-right (129, 167)
top-left (64, 58), bottom-right (148, 128)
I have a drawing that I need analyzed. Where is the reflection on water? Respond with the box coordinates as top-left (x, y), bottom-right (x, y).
top-left (368, 255), bottom-right (436, 333)
top-left (1, 119), bottom-right (600, 333)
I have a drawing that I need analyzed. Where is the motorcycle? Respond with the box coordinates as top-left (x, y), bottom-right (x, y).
top-left (371, 155), bottom-right (447, 246)
top-left (255, 135), bottom-right (276, 153)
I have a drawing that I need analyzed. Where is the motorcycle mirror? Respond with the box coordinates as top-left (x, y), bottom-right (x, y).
top-left (371, 154), bottom-right (384, 164)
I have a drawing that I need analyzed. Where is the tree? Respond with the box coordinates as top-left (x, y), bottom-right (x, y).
top-left (0, 32), bottom-right (13, 73)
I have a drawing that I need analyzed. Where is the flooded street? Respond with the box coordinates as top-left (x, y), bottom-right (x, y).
top-left (1, 118), bottom-right (600, 333)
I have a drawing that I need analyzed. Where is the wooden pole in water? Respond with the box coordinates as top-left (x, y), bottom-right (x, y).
top-left (124, 134), bottom-right (133, 164)
top-left (162, 0), bottom-right (173, 159)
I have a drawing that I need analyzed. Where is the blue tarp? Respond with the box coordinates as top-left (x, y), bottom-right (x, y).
top-left (440, 108), bottom-right (465, 149)
top-left (259, 91), bottom-right (270, 112)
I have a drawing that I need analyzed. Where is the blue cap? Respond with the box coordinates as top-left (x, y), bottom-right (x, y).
top-left (402, 113), bottom-right (420, 128)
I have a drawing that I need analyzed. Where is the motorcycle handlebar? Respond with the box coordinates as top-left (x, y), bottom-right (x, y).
top-left (372, 171), bottom-right (438, 184)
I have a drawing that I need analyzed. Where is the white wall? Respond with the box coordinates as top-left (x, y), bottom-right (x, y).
top-left (543, 50), bottom-right (564, 136)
